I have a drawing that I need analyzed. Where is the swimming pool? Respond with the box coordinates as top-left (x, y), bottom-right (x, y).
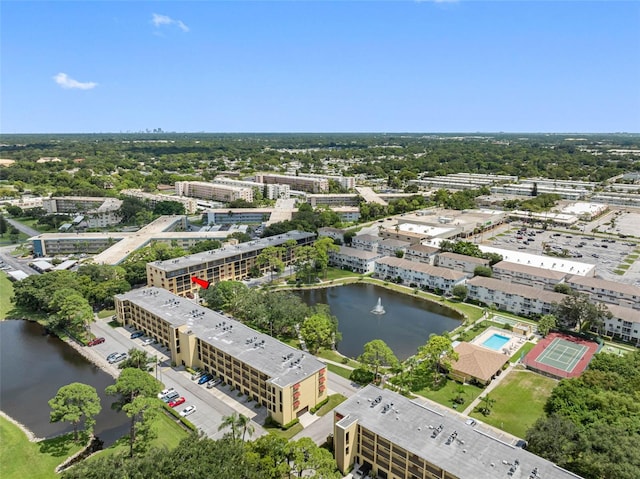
top-left (482, 333), bottom-right (511, 351)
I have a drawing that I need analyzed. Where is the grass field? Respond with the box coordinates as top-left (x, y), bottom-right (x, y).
top-left (509, 342), bottom-right (536, 364)
top-left (0, 273), bottom-right (14, 320)
top-left (315, 349), bottom-right (359, 368)
top-left (415, 379), bottom-right (484, 411)
top-left (314, 394), bottom-right (347, 417)
top-left (469, 371), bottom-right (557, 438)
top-left (93, 411), bottom-right (189, 460)
top-left (326, 363), bottom-right (353, 380)
top-left (0, 416), bottom-right (85, 479)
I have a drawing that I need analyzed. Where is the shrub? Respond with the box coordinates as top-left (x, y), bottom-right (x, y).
top-left (310, 397), bottom-right (330, 414)
top-left (282, 418), bottom-right (300, 430)
top-left (350, 368), bottom-right (375, 385)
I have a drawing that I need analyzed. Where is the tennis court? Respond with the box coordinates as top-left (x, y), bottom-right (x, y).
top-left (523, 332), bottom-right (599, 379)
top-left (534, 338), bottom-right (587, 373)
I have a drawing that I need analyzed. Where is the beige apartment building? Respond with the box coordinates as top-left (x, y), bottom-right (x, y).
top-left (254, 173), bottom-right (329, 193)
top-left (334, 385), bottom-right (583, 479)
top-left (146, 231), bottom-right (315, 296)
top-left (175, 181), bottom-right (254, 203)
top-left (114, 287), bottom-right (327, 426)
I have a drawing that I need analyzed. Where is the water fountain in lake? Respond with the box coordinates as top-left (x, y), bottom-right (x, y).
top-left (371, 297), bottom-right (386, 315)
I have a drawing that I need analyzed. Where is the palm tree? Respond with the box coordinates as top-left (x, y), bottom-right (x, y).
top-left (218, 412), bottom-right (254, 442)
top-left (237, 413), bottom-right (255, 442)
top-left (479, 394), bottom-right (495, 416)
top-left (218, 412), bottom-right (239, 442)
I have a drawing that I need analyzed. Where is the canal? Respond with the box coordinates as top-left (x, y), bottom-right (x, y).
top-left (0, 320), bottom-right (130, 446)
top-left (297, 282), bottom-right (463, 361)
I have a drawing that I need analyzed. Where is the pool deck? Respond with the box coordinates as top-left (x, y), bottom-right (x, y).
top-left (472, 327), bottom-right (527, 355)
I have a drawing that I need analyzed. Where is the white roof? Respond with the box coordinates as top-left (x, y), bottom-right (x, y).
top-left (479, 245), bottom-right (595, 276)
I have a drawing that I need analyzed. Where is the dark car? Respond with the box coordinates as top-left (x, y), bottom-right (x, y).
top-left (87, 337), bottom-right (105, 347)
top-left (198, 373), bottom-right (214, 385)
top-left (130, 331), bottom-right (144, 339)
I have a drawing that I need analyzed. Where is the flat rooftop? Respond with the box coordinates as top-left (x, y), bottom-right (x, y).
top-left (148, 231), bottom-right (315, 273)
top-left (336, 385), bottom-right (583, 479)
top-left (116, 287), bottom-right (325, 388)
top-left (479, 246), bottom-right (595, 276)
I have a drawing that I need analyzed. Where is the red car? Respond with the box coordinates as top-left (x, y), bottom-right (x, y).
top-left (87, 337), bottom-right (106, 347)
top-left (168, 397), bottom-right (186, 408)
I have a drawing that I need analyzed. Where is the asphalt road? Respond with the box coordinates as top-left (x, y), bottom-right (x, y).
top-left (7, 218), bottom-right (40, 238)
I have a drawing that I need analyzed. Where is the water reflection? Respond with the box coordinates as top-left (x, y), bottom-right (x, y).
top-left (297, 283), bottom-right (462, 361)
top-left (0, 320), bottom-right (129, 446)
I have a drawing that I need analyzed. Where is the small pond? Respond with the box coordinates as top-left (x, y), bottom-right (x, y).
top-left (297, 282), bottom-right (463, 361)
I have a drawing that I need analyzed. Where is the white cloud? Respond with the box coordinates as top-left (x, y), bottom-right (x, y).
top-left (53, 73), bottom-right (97, 90)
top-left (152, 13), bottom-right (189, 32)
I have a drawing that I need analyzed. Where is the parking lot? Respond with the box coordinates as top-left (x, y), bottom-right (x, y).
top-left (87, 319), bottom-right (270, 440)
top-left (487, 226), bottom-right (640, 286)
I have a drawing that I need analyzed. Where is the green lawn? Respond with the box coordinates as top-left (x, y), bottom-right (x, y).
top-left (509, 342), bottom-right (536, 364)
top-left (314, 394), bottom-right (347, 417)
top-left (470, 371), bottom-right (557, 438)
top-left (93, 410), bottom-right (189, 459)
top-left (315, 349), bottom-right (360, 368)
top-left (262, 421), bottom-right (304, 440)
top-left (0, 273), bottom-right (15, 320)
top-left (415, 379), bottom-right (484, 411)
top-left (326, 363), bottom-right (353, 380)
top-left (0, 416), bottom-right (86, 479)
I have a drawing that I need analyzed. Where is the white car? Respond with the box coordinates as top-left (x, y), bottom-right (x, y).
top-left (179, 405), bottom-right (196, 417)
top-left (158, 387), bottom-right (176, 399)
top-left (142, 338), bottom-right (154, 346)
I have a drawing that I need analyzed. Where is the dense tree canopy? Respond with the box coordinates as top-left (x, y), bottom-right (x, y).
top-left (526, 350), bottom-right (640, 479)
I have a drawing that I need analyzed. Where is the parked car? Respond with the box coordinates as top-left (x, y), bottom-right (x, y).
top-left (141, 338), bottom-right (154, 346)
top-left (106, 352), bottom-right (119, 362)
top-left (191, 370), bottom-right (205, 381)
top-left (179, 405), bottom-right (197, 417)
top-left (206, 378), bottom-right (222, 389)
top-left (87, 337), bottom-right (105, 347)
top-left (130, 331), bottom-right (144, 339)
top-left (168, 397), bottom-right (186, 408)
top-left (162, 391), bottom-right (180, 403)
top-left (158, 387), bottom-right (176, 399)
top-left (198, 373), bottom-right (214, 385)
top-left (108, 352), bottom-right (128, 364)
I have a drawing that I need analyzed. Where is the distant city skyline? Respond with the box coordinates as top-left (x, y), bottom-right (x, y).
top-left (2, 1), bottom-right (639, 134)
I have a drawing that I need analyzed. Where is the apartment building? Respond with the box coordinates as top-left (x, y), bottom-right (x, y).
top-left (298, 173), bottom-right (356, 190)
top-left (374, 257), bottom-right (466, 294)
top-left (213, 177), bottom-right (291, 200)
top-left (377, 238), bottom-right (411, 257)
top-left (435, 252), bottom-right (490, 275)
top-left (603, 304), bottom-right (640, 344)
top-left (254, 173), bottom-right (329, 193)
top-left (329, 246), bottom-right (382, 274)
top-left (175, 181), bottom-right (254, 203)
top-left (146, 231), bottom-right (315, 296)
top-left (317, 227), bottom-right (346, 244)
top-left (466, 277), bottom-right (567, 317)
top-left (334, 385), bottom-right (582, 479)
top-left (114, 287), bottom-right (327, 426)
top-left (205, 209), bottom-right (272, 225)
top-left (566, 275), bottom-right (640, 310)
top-left (42, 196), bottom-right (123, 227)
top-left (590, 192), bottom-right (640, 208)
top-left (492, 261), bottom-right (568, 291)
top-left (306, 194), bottom-right (360, 207)
top-left (405, 244), bottom-right (439, 265)
top-left (351, 234), bottom-right (381, 252)
top-left (121, 189), bottom-right (199, 214)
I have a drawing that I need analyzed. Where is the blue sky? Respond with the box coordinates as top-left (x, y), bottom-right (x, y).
top-left (2, 1), bottom-right (639, 133)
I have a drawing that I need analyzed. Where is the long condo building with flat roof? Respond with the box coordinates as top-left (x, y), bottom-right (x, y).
top-left (114, 287), bottom-right (328, 426)
top-left (175, 181), bottom-right (254, 203)
top-left (146, 231), bottom-right (316, 297)
top-left (254, 173), bottom-right (329, 193)
top-left (334, 384), bottom-right (583, 479)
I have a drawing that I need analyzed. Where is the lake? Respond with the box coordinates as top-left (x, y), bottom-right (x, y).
top-left (296, 282), bottom-right (462, 361)
top-left (0, 320), bottom-right (130, 446)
